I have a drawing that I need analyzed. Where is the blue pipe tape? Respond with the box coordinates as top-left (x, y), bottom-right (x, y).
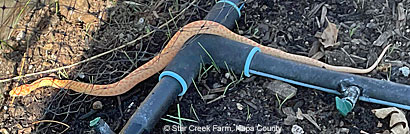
top-left (250, 69), bottom-right (341, 95)
top-left (217, 0), bottom-right (241, 17)
top-left (244, 47), bottom-right (261, 77)
top-left (249, 69), bottom-right (410, 110)
top-left (159, 71), bottom-right (188, 96)
top-left (359, 96), bottom-right (410, 110)
top-left (239, 3), bottom-right (245, 10)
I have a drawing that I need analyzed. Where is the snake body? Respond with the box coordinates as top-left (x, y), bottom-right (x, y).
top-left (9, 20), bottom-right (391, 96)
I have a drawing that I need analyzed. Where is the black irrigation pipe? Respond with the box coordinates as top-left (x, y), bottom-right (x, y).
top-left (117, 0), bottom-right (410, 133)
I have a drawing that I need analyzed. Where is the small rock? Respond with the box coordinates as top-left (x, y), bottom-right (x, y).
top-left (399, 66), bottom-right (409, 77)
top-left (119, 33), bottom-right (125, 39)
top-left (258, 23), bottom-right (269, 33)
top-left (3, 114), bottom-right (9, 119)
top-left (351, 39), bottom-right (362, 45)
top-left (242, 76), bottom-right (256, 83)
top-left (340, 128), bottom-right (349, 133)
top-left (221, 78), bottom-right (228, 84)
top-left (78, 73), bottom-right (85, 79)
top-left (92, 101), bottom-right (103, 110)
top-left (16, 31), bottom-right (25, 41)
top-left (224, 73), bottom-right (230, 79)
top-left (291, 125), bottom-right (304, 134)
top-left (261, 5), bottom-right (268, 10)
top-left (137, 18), bottom-right (144, 24)
top-left (377, 121), bottom-right (383, 127)
top-left (339, 121), bottom-right (344, 127)
top-left (236, 103), bottom-right (244, 110)
top-left (238, 30), bottom-right (244, 35)
top-left (296, 108), bottom-right (304, 120)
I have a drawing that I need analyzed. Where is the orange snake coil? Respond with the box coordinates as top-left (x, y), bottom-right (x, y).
top-left (9, 20), bottom-right (391, 96)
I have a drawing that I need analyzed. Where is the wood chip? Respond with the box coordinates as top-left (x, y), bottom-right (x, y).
top-left (153, 11), bottom-right (160, 18)
top-left (397, 3), bottom-right (405, 21)
top-left (264, 80), bottom-right (297, 99)
top-left (308, 41), bottom-right (320, 57)
top-left (311, 52), bottom-right (324, 60)
top-left (208, 87), bottom-right (225, 93)
top-left (243, 100), bottom-right (258, 110)
top-left (296, 108), bottom-right (304, 120)
top-left (320, 6), bottom-right (327, 27)
top-left (306, 2), bottom-right (325, 18)
top-left (372, 31), bottom-right (393, 46)
top-left (282, 107), bottom-right (296, 116)
top-left (203, 94), bottom-right (218, 100)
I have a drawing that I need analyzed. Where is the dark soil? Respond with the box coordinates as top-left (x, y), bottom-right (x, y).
top-left (0, 0), bottom-right (409, 134)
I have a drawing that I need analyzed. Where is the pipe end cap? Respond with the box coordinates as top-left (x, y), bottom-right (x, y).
top-left (335, 97), bottom-right (353, 116)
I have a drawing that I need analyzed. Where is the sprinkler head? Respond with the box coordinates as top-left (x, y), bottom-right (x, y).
top-left (335, 97), bottom-right (353, 116)
top-left (336, 86), bottom-right (361, 116)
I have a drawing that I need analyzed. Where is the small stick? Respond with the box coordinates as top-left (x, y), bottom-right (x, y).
top-left (32, 120), bottom-right (70, 133)
top-left (0, 0), bottom-right (198, 83)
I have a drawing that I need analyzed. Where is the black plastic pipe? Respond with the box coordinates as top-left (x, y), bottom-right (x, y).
top-left (120, 77), bottom-right (181, 134)
top-left (120, 0), bottom-right (410, 133)
top-left (249, 53), bottom-right (410, 107)
top-left (120, 0), bottom-right (242, 133)
top-left (120, 35), bottom-right (255, 133)
top-left (163, 34), bottom-right (255, 90)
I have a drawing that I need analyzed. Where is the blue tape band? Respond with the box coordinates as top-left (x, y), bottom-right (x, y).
top-left (217, 0), bottom-right (241, 17)
top-left (239, 3), bottom-right (245, 10)
top-left (250, 70), bottom-right (410, 110)
top-left (159, 71), bottom-right (188, 96)
top-left (249, 70), bottom-right (341, 95)
top-left (244, 47), bottom-right (260, 77)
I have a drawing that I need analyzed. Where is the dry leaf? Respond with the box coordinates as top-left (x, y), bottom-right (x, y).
top-left (372, 107), bottom-right (409, 134)
top-left (319, 17), bottom-right (339, 48)
top-left (302, 113), bottom-right (321, 130)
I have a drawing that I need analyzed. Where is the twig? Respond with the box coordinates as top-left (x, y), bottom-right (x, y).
top-left (340, 48), bottom-right (357, 66)
top-left (32, 120), bottom-right (70, 133)
top-left (0, 0), bottom-right (198, 83)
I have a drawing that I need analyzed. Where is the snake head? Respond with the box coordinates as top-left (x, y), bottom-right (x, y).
top-left (9, 84), bottom-right (32, 96)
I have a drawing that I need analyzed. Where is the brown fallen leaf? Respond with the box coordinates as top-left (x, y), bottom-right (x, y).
top-left (372, 107), bottom-right (409, 134)
top-left (319, 17), bottom-right (339, 48)
top-left (302, 113), bottom-right (321, 130)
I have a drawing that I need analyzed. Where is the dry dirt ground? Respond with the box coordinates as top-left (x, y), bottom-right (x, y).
top-left (0, 0), bottom-right (409, 133)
